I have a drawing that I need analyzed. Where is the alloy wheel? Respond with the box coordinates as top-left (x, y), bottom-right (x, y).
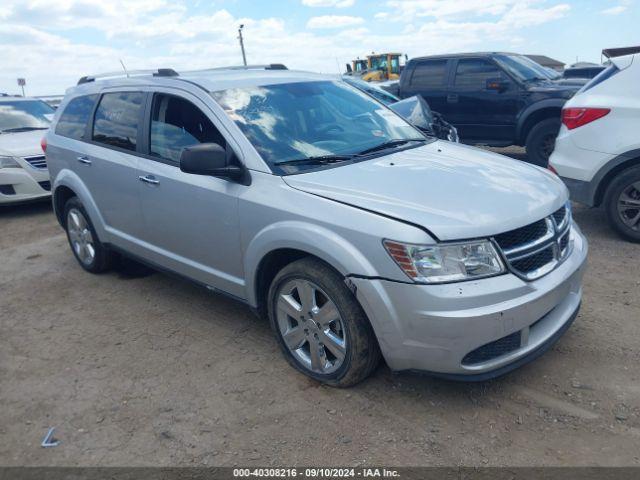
top-left (617, 181), bottom-right (640, 231)
top-left (67, 208), bottom-right (96, 266)
top-left (275, 279), bottom-right (347, 375)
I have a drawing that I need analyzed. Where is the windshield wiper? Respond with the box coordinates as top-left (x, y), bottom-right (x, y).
top-left (1, 127), bottom-right (49, 133)
top-left (275, 154), bottom-right (354, 166)
top-left (354, 138), bottom-right (426, 156)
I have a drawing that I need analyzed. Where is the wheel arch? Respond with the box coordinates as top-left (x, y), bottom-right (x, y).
top-left (52, 169), bottom-right (107, 239)
top-left (517, 100), bottom-right (564, 145)
top-left (594, 152), bottom-right (640, 207)
top-left (244, 221), bottom-right (380, 312)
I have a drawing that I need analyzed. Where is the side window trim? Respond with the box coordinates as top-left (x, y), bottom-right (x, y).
top-left (86, 90), bottom-right (149, 156)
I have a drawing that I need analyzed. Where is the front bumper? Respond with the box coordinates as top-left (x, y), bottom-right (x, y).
top-left (0, 168), bottom-right (51, 205)
top-left (351, 224), bottom-right (588, 379)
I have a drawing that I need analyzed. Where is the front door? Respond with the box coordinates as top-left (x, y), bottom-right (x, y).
top-left (136, 91), bottom-right (246, 298)
top-left (446, 58), bottom-right (520, 142)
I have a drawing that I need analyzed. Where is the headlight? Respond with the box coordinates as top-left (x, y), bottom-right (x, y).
top-left (383, 239), bottom-right (505, 284)
top-left (0, 156), bottom-right (22, 169)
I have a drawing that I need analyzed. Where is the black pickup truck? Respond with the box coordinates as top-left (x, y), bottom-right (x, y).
top-left (396, 52), bottom-right (580, 165)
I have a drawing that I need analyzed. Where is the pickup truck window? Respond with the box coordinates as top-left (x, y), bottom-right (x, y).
top-left (454, 59), bottom-right (502, 89)
top-left (409, 60), bottom-right (448, 88)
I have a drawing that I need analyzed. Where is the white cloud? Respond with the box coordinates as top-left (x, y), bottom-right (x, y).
top-left (302, 0), bottom-right (355, 7)
top-left (601, 5), bottom-right (627, 15)
top-left (307, 15), bottom-right (364, 28)
top-left (0, 0), bottom-right (575, 95)
top-left (374, 12), bottom-right (389, 19)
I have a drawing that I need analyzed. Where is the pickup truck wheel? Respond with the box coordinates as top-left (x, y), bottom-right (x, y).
top-left (268, 258), bottom-right (381, 387)
top-left (63, 197), bottom-right (115, 273)
top-left (525, 118), bottom-right (561, 167)
top-left (604, 166), bottom-right (640, 243)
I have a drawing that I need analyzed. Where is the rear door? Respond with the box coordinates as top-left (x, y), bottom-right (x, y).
top-left (135, 89), bottom-right (246, 298)
top-left (57, 90), bottom-right (146, 242)
top-left (400, 59), bottom-right (450, 114)
top-left (446, 57), bottom-right (520, 142)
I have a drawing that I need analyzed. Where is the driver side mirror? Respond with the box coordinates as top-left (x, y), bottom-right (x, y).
top-left (486, 78), bottom-right (509, 92)
top-left (179, 143), bottom-right (246, 183)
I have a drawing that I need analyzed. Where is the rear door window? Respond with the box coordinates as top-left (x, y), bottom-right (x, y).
top-left (454, 59), bottom-right (503, 89)
top-left (55, 94), bottom-right (98, 139)
top-left (410, 60), bottom-right (448, 88)
top-left (92, 92), bottom-right (144, 152)
top-left (149, 94), bottom-right (226, 163)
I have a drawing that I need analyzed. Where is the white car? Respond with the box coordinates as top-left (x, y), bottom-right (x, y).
top-left (0, 96), bottom-right (54, 204)
top-left (550, 51), bottom-right (640, 242)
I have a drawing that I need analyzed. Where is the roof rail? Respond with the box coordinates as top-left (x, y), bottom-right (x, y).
top-left (193, 64), bottom-right (288, 72)
top-left (77, 68), bottom-right (179, 85)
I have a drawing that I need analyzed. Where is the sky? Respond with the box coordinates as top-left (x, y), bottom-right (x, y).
top-left (0, 0), bottom-right (637, 96)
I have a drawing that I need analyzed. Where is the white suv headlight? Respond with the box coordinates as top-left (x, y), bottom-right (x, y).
top-left (383, 239), bottom-right (506, 284)
top-left (0, 156), bottom-right (22, 169)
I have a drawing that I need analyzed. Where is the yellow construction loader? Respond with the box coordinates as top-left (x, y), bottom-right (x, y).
top-left (346, 53), bottom-right (405, 82)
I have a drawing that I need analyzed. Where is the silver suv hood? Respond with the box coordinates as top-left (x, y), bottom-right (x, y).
top-left (283, 141), bottom-right (568, 241)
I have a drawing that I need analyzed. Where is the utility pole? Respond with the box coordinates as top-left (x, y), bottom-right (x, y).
top-left (238, 24), bottom-right (247, 66)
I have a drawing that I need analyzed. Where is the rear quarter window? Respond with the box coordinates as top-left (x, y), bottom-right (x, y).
top-left (55, 94), bottom-right (98, 140)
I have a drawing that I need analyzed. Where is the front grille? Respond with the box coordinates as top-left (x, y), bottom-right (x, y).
top-left (38, 181), bottom-right (51, 191)
top-left (24, 155), bottom-right (47, 170)
top-left (511, 245), bottom-right (555, 274)
top-left (462, 331), bottom-right (522, 365)
top-left (494, 219), bottom-right (549, 251)
top-left (553, 205), bottom-right (567, 228)
top-left (493, 204), bottom-right (571, 281)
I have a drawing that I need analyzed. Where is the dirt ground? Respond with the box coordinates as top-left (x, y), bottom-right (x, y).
top-left (1, 150), bottom-right (639, 467)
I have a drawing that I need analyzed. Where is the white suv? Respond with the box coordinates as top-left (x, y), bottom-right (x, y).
top-left (550, 51), bottom-right (640, 241)
top-left (0, 96), bottom-right (54, 204)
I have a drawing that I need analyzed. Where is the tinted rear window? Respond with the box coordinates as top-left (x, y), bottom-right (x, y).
top-left (55, 94), bottom-right (97, 139)
top-left (92, 92), bottom-right (144, 152)
top-left (409, 60), bottom-right (448, 88)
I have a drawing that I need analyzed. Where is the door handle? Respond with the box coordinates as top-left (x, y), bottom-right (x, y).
top-left (77, 156), bottom-right (92, 165)
top-left (447, 94), bottom-right (459, 103)
top-left (139, 175), bottom-right (160, 185)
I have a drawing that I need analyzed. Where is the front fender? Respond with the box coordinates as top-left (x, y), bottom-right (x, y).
top-left (243, 220), bottom-right (380, 307)
top-left (53, 169), bottom-right (108, 241)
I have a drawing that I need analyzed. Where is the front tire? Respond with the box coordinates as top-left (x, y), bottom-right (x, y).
top-left (525, 118), bottom-right (561, 167)
top-left (267, 257), bottom-right (380, 387)
top-left (604, 166), bottom-right (640, 242)
top-left (63, 197), bottom-right (115, 273)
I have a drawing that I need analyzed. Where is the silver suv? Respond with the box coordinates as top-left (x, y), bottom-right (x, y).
top-left (45, 66), bottom-right (588, 386)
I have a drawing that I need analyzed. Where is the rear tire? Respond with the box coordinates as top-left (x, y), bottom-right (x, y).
top-left (267, 257), bottom-right (381, 387)
top-left (604, 166), bottom-right (640, 243)
top-left (63, 197), bottom-right (115, 273)
top-left (525, 118), bottom-right (561, 167)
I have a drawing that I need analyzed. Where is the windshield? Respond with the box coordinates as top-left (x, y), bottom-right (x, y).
top-left (0, 100), bottom-right (54, 132)
top-left (211, 81), bottom-right (425, 172)
top-left (494, 55), bottom-right (556, 82)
